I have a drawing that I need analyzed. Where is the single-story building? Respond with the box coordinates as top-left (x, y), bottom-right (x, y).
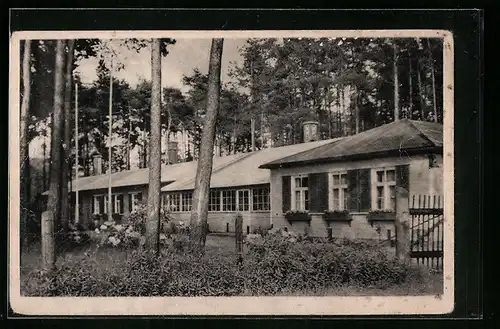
top-left (38, 119), bottom-right (443, 240)
top-left (259, 119), bottom-right (443, 240)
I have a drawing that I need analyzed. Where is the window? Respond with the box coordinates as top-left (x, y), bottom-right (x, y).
top-left (330, 172), bottom-right (348, 210)
top-left (181, 192), bottom-right (193, 212)
top-left (129, 192), bottom-right (142, 212)
top-left (222, 190), bottom-right (236, 211)
top-left (209, 190), bottom-right (221, 212)
top-left (292, 175), bottom-right (309, 211)
top-left (372, 168), bottom-right (396, 210)
top-left (237, 190), bottom-right (250, 212)
top-left (252, 187), bottom-right (270, 211)
top-left (93, 195), bottom-right (102, 215)
top-left (167, 193), bottom-right (181, 212)
top-left (114, 194), bottom-right (124, 214)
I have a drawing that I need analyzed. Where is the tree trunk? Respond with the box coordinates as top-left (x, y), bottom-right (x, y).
top-left (44, 39), bottom-right (66, 272)
top-left (408, 55), bottom-right (413, 119)
top-left (145, 39), bottom-right (162, 254)
top-left (427, 39), bottom-right (438, 123)
top-left (60, 40), bottom-right (75, 234)
top-left (417, 60), bottom-right (425, 120)
top-left (20, 40), bottom-right (32, 250)
top-left (189, 38), bottom-right (224, 253)
top-left (393, 43), bottom-right (400, 122)
top-left (355, 88), bottom-right (360, 134)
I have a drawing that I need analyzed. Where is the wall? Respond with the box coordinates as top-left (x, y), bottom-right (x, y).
top-left (270, 153), bottom-right (443, 238)
top-left (168, 211), bottom-right (271, 234)
top-left (76, 185), bottom-right (148, 228)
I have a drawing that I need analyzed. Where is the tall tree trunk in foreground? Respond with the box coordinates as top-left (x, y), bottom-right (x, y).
top-left (44, 39), bottom-right (66, 272)
top-left (146, 39), bottom-right (162, 254)
top-left (417, 60), bottom-right (425, 120)
top-left (427, 39), bottom-right (438, 123)
top-left (393, 43), bottom-right (400, 122)
top-left (408, 55), bottom-right (413, 119)
top-left (60, 40), bottom-right (75, 234)
top-left (20, 40), bottom-right (32, 250)
top-left (189, 38), bottom-right (224, 253)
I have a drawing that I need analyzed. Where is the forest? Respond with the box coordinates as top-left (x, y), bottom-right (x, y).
top-left (20, 36), bottom-right (443, 233)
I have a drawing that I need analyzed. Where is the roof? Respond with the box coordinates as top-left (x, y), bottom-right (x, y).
top-left (259, 119), bottom-right (443, 169)
top-left (55, 152), bottom-right (249, 193)
top-left (161, 139), bottom-right (335, 192)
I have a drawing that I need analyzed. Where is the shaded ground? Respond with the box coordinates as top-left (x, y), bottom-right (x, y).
top-left (20, 234), bottom-right (443, 296)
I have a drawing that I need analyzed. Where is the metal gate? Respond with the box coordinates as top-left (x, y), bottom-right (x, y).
top-left (409, 195), bottom-right (444, 271)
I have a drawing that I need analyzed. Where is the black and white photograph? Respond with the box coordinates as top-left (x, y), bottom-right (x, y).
top-left (10, 29), bottom-right (454, 315)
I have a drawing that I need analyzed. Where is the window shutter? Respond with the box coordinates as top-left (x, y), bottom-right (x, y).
top-left (347, 170), bottom-right (359, 212)
top-left (308, 173), bottom-right (329, 213)
top-left (396, 165), bottom-right (410, 191)
top-left (358, 168), bottom-right (371, 212)
top-left (92, 197), bottom-right (95, 214)
top-left (129, 194), bottom-right (133, 212)
top-left (282, 176), bottom-right (291, 213)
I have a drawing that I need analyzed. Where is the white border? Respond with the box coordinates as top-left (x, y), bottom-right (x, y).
top-left (9, 29), bottom-right (454, 316)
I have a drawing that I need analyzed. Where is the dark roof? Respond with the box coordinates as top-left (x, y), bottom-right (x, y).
top-left (259, 119), bottom-right (443, 169)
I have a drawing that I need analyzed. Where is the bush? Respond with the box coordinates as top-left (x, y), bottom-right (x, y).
top-left (23, 232), bottom-right (433, 297)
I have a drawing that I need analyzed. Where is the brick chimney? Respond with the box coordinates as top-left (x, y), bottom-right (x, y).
top-left (93, 152), bottom-right (103, 175)
top-left (167, 141), bottom-right (179, 164)
top-left (302, 121), bottom-right (320, 143)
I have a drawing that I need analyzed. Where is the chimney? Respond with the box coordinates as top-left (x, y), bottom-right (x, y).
top-left (92, 152), bottom-right (103, 175)
top-left (302, 121), bottom-right (320, 143)
top-left (167, 141), bottom-right (179, 164)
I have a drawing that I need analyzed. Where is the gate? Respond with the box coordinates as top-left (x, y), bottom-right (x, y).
top-left (409, 195), bottom-right (444, 271)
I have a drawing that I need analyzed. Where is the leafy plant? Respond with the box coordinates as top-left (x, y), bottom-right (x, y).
top-left (284, 210), bottom-right (311, 222)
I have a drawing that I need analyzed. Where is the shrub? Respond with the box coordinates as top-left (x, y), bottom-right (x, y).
top-left (23, 233), bottom-right (434, 297)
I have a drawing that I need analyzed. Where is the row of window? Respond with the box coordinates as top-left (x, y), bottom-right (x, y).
top-left (292, 168), bottom-right (397, 212)
top-left (92, 188), bottom-right (270, 215)
top-left (162, 188), bottom-right (270, 213)
top-left (92, 192), bottom-right (142, 215)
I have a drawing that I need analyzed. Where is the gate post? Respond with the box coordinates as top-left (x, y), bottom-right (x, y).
top-left (235, 213), bottom-right (243, 263)
top-left (395, 187), bottom-right (411, 264)
top-left (41, 210), bottom-right (56, 272)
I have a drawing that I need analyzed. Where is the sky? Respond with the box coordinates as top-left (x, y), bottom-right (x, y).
top-left (75, 38), bottom-right (247, 93)
top-left (29, 38), bottom-right (248, 160)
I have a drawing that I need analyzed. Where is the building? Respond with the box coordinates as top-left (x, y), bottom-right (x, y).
top-left (259, 119), bottom-right (444, 239)
top-left (39, 119), bottom-right (443, 240)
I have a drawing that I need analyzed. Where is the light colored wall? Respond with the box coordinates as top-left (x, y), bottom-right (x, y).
top-left (270, 154), bottom-right (443, 238)
top-left (168, 211), bottom-right (271, 234)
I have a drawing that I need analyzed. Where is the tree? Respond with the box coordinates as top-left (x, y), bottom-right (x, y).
top-left (44, 39), bottom-right (66, 272)
top-left (20, 40), bottom-right (32, 250)
top-left (60, 40), bottom-right (75, 234)
top-left (189, 38), bottom-right (224, 252)
top-left (145, 39), bottom-right (162, 254)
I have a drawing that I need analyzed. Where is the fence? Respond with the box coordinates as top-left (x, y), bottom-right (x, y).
top-left (409, 195), bottom-right (444, 271)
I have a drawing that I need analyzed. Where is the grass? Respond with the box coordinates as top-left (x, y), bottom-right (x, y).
top-left (20, 234), bottom-right (443, 297)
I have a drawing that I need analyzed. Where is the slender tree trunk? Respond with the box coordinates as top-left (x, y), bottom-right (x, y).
top-left (427, 39), bottom-right (438, 123)
top-left (20, 40), bottom-right (32, 250)
top-left (60, 40), bottom-right (74, 234)
top-left (146, 39), bottom-right (162, 254)
top-left (44, 39), bottom-right (66, 272)
top-left (189, 38), bottom-right (224, 253)
top-left (393, 43), bottom-right (400, 122)
top-left (127, 111), bottom-right (131, 170)
top-left (355, 88), bottom-right (360, 134)
top-left (408, 55), bottom-right (413, 119)
top-left (42, 139), bottom-right (47, 190)
top-left (417, 60), bottom-right (425, 120)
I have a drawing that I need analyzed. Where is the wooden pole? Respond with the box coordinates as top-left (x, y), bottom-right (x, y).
top-left (108, 57), bottom-right (113, 223)
top-left (75, 83), bottom-right (79, 223)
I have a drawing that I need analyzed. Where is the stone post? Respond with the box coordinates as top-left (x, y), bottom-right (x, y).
top-left (395, 186), bottom-right (411, 264)
top-left (41, 211), bottom-right (56, 272)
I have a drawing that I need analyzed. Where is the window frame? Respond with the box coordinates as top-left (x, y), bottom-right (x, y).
top-left (328, 171), bottom-right (348, 211)
top-left (371, 167), bottom-right (397, 211)
top-left (237, 189), bottom-right (251, 212)
top-left (252, 187), bottom-right (270, 212)
top-left (291, 175), bottom-right (309, 211)
top-left (129, 192), bottom-right (142, 212)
